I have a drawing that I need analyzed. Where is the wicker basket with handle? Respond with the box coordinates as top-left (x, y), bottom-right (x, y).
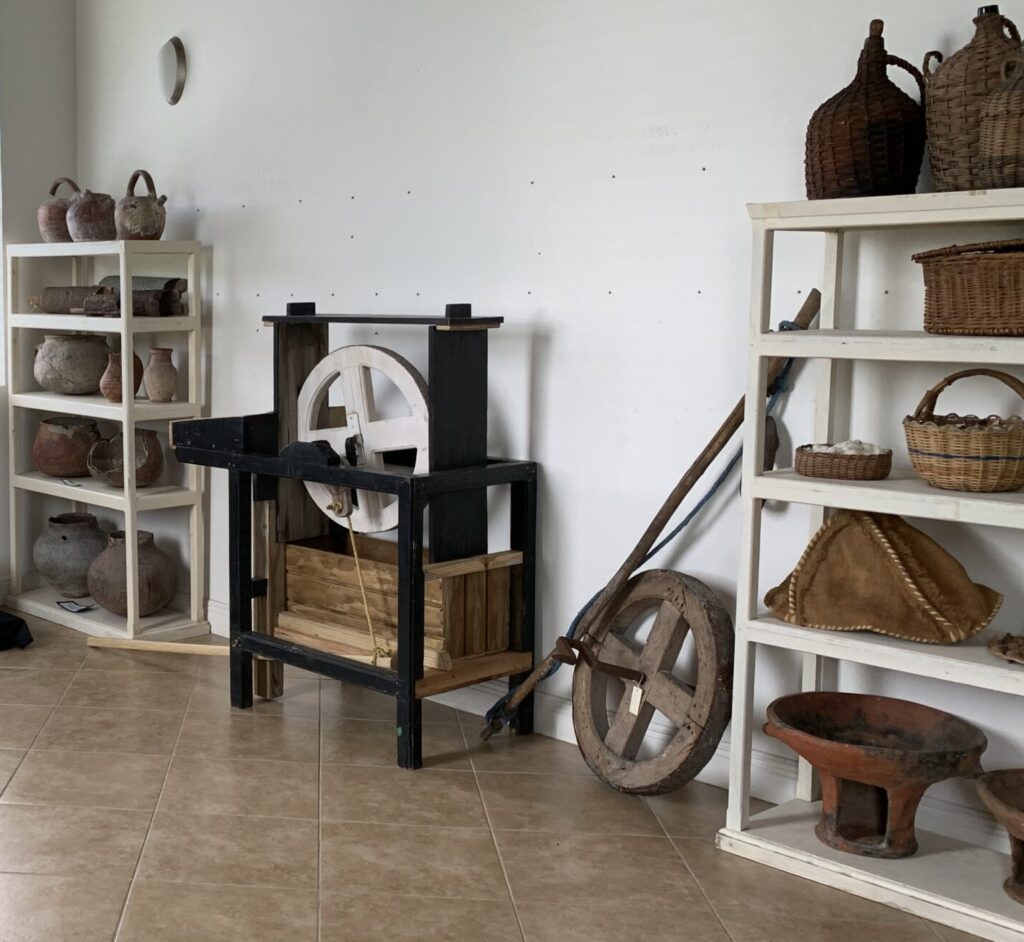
top-left (913, 238), bottom-right (1024, 335)
top-left (904, 368), bottom-right (1024, 492)
top-left (795, 446), bottom-right (892, 481)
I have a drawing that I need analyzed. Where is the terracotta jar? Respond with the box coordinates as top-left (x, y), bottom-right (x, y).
top-left (67, 189), bottom-right (117, 241)
top-left (32, 416), bottom-right (102, 477)
top-left (87, 429), bottom-right (164, 488)
top-left (924, 5), bottom-right (1022, 191)
top-left (33, 513), bottom-right (108, 598)
top-left (98, 351), bottom-right (144, 403)
top-left (115, 170), bottom-right (167, 240)
top-left (33, 334), bottom-right (109, 395)
top-left (978, 54), bottom-right (1024, 187)
top-left (87, 530), bottom-right (178, 616)
top-left (805, 20), bottom-right (925, 200)
top-left (142, 348), bottom-right (178, 402)
top-left (37, 177), bottom-right (81, 243)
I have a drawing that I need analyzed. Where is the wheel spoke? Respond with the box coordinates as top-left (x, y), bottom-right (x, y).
top-left (341, 364), bottom-right (377, 429)
top-left (313, 426), bottom-right (350, 456)
top-left (364, 416), bottom-right (425, 455)
top-left (640, 602), bottom-right (688, 675)
top-left (604, 687), bottom-right (655, 760)
top-left (644, 671), bottom-right (694, 726)
top-left (598, 633), bottom-right (642, 672)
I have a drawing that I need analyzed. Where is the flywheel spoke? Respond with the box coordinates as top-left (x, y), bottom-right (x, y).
top-left (604, 688), bottom-right (655, 760)
top-left (644, 671), bottom-right (694, 726)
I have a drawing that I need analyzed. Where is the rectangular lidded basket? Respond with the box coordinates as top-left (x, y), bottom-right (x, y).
top-left (276, 534), bottom-right (522, 670)
top-left (914, 239), bottom-right (1024, 336)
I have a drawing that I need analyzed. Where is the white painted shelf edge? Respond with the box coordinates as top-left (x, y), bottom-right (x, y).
top-left (6, 240), bottom-right (201, 258)
top-left (10, 391), bottom-right (200, 421)
top-left (718, 801), bottom-right (1021, 942)
top-left (10, 313), bottom-right (198, 334)
top-left (12, 472), bottom-right (199, 512)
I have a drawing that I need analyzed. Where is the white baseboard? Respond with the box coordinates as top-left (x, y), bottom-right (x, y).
top-left (432, 681), bottom-right (1006, 853)
top-left (207, 598), bottom-right (229, 636)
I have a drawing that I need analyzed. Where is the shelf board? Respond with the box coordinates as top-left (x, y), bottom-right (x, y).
top-left (13, 472), bottom-right (198, 512)
top-left (5, 586), bottom-right (209, 641)
top-left (9, 313), bottom-right (197, 334)
top-left (719, 801), bottom-right (1021, 942)
top-left (745, 616), bottom-right (1024, 696)
top-left (756, 329), bottom-right (1024, 365)
top-left (11, 391), bottom-right (199, 421)
top-left (749, 188), bottom-right (1024, 231)
top-left (6, 240), bottom-right (200, 259)
top-left (752, 469), bottom-right (1024, 529)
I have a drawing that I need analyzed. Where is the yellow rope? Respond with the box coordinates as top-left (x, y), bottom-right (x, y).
top-left (347, 515), bottom-right (392, 666)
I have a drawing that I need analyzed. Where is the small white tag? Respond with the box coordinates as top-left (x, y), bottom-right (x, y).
top-left (628, 683), bottom-right (643, 716)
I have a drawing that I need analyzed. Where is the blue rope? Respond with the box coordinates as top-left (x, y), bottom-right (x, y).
top-left (484, 320), bottom-right (804, 731)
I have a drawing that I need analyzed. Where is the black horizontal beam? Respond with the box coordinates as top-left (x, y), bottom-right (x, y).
top-left (236, 633), bottom-right (399, 695)
top-left (261, 314), bottom-right (504, 328)
top-left (420, 459), bottom-right (537, 495)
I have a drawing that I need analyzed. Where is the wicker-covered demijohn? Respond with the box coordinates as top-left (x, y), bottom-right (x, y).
top-left (903, 368), bottom-right (1024, 492)
top-left (978, 53), bottom-right (1024, 188)
top-left (805, 20), bottom-right (925, 200)
top-left (795, 445), bottom-right (893, 480)
top-left (913, 238), bottom-right (1024, 335)
top-left (923, 5), bottom-right (1021, 192)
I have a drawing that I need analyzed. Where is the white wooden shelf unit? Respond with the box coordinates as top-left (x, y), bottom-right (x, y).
top-left (3, 240), bottom-right (208, 640)
top-left (719, 187), bottom-right (1024, 942)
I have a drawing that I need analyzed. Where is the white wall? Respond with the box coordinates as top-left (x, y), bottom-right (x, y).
top-left (0, 0), bottom-right (78, 594)
top-left (67, 0), bottom-right (1024, 845)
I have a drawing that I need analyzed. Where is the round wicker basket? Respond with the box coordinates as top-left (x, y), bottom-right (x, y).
top-left (795, 446), bottom-right (892, 481)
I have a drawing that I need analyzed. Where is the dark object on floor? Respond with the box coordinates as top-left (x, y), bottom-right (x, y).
top-left (976, 769), bottom-right (1024, 904)
top-left (765, 692), bottom-right (986, 858)
top-left (0, 612), bottom-right (33, 650)
top-left (805, 20), bottom-right (925, 200)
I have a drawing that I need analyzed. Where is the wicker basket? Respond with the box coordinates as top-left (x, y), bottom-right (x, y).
top-left (978, 54), bottom-right (1024, 188)
top-left (795, 446), bottom-right (892, 481)
top-left (923, 7), bottom-right (1021, 192)
top-left (903, 368), bottom-right (1024, 492)
top-left (913, 238), bottom-right (1024, 336)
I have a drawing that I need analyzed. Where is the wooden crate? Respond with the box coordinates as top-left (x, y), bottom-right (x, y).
top-left (275, 533), bottom-right (522, 672)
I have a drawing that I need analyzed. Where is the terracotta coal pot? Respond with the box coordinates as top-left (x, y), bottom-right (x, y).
top-left (87, 529), bottom-right (178, 617)
top-left (67, 190), bottom-right (116, 241)
top-left (87, 429), bottom-right (163, 488)
top-left (764, 692), bottom-right (986, 859)
top-left (37, 177), bottom-right (81, 243)
top-left (977, 770), bottom-right (1024, 904)
top-left (33, 334), bottom-right (109, 395)
top-left (115, 170), bottom-right (167, 240)
top-left (142, 347), bottom-right (178, 402)
top-left (98, 351), bottom-right (144, 403)
top-left (33, 513), bottom-right (108, 598)
top-left (32, 416), bottom-right (102, 478)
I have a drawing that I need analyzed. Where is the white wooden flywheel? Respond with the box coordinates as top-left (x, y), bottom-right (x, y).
top-left (297, 345), bottom-right (429, 533)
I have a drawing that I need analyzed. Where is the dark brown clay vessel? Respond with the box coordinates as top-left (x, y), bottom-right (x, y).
top-left (37, 177), bottom-right (81, 243)
top-left (86, 430), bottom-right (163, 488)
top-left (115, 170), bottom-right (167, 240)
top-left (98, 351), bottom-right (144, 403)
top-left (977, 770), bottom-right (1024, 904)
top-left (87, 530), bottom-right (177, 617)
top-left (66, 190), bottom-right (116, 241)
top-left (32, 416), bottom-right (101, 478)
top-left (764, 692), bottom-right (986, 859)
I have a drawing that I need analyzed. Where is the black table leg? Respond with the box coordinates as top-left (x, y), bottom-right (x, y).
top-left (229, 469), bottom-right (254, 709)
top-left (509, 467), bottom-right (538, 735)
top-left (396, 482), bottom-right (426, 768)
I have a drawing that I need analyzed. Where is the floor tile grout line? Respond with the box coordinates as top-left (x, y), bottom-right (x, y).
top-left (110, 667), bottom-right (196, 941)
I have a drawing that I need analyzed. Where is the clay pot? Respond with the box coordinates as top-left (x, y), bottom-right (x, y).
top-left (32, 416), bottom-right (102, 477)
top-left (115, 170), bottom-right (167, 240)
top-left (37, 177), bottom-right (81, 243)
top-left (33, 334), bottom-right (109, 395)
top-left (87, 429), bottom-right (164, 488)
top-left (98, 351), bottom-right (144, 403)
top-left (67, 190), bottom-right (116, 241)
top-left (976, 769), bottom-right (1024, 904)
top-left (142, 347), bottom-right (178, 402)
top-left (87, 529), bottom-right (178, 617)
top-left (33, 513), bottom-right (108, 598)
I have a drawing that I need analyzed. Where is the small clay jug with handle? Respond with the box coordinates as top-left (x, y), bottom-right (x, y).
top-left (37, 177), bottom-right (81, 242)
top-left (67, 190), bottom-right (116, 241)
top-left (115, 170), bottom-right (167, 240)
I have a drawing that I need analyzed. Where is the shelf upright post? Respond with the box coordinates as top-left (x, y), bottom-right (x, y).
top-left (187, 246), bottom-right (204, 621)
top-left (119, 244), bottom-right (141, 637)
top-left (726, 222), bottom-right (774, 832)
top-left (5, 251), bottom-right (22, 597)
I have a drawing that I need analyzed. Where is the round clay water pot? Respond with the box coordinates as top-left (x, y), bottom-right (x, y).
top-left (37, 177), bottom-right (81, 243)
top-left (87, 530), bottom-right (178, 617)
top-left (98, 351), bottom-right (144, 403)
top-left (33, 513), bottom-right (108, 598)
top-left (66, 190), bottom-right (116, 241)
top-left (33, 334), bottom-right (109, 395)
top-left (142, 347), bottom-right (178, 402)
top-left (87, 429), bottom-right (163, 488)
top-left (32, 416), bottom-right (102, 477)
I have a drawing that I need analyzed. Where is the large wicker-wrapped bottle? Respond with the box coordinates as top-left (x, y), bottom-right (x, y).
top-left (805, 20), bottom-right (925, 200)
top-left (923, 5), bottom-right (1021, 191)
top-left (978, 53), bottom-right (1024, 187)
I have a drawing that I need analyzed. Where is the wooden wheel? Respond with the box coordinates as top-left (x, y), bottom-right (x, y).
top-left (572, 569), bottom-right (733, 795)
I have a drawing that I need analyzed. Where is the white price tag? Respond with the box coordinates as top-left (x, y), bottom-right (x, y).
top-left (628, 683), bottom-right (644, 716)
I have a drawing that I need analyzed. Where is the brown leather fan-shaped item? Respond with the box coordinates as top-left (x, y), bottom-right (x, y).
top-left (765, 511), bottom-right (1001, 644)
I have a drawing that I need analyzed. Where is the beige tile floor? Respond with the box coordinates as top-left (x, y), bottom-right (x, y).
top-left (0, 614), bottom-right (987, 942)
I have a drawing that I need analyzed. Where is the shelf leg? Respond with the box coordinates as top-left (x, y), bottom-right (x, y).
top-left (508, 472), bottom-right (537, 736)
top-left (229, 470), bottom-right (254, 709)
top-left (119, 248), bottom-right (141, 638)
top-left (396, 483), bottom-right (425, 769)
top-left (7, 255), bottom-right (22, 597)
